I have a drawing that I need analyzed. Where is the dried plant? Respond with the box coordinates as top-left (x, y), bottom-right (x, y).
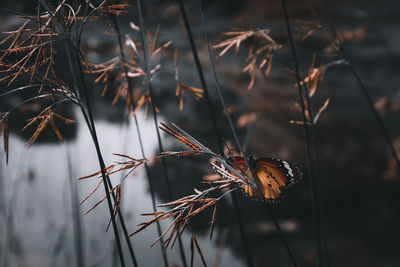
top-left (237, 112), bottom-right (257, 128)
top-left (374, 94), bottom-right (400, 117)
top-left (129, 183), bottom-right (232, 251)
top-left (0, 1), bottom-right (140, 265)
top-left (0, 115), bottom-right (9, 163)
top-left (0, 8), bottom-right (62, 91)
top-left (190, 234), bottom-right (207, 267)
top-left (295, 18), bottom-right (324, 42)
top-left (84, 0), bottom-right (130, 26)
top-left (78, 122), bottom-right (265, 250)
top-left (87, 24), bottom-right (171, 115)
top-left (22, 107), bottom-right (75, 147)
top-left (174, 49), bottom-right (203, 110)
top-left (288, 54), bottom-right (330, 126)
top-left (213, 28), bottom-right (282, 89)
top-left (77, 153), bottom-right (146, 214)
top-left (0, 2), bottom-right (82, 160)
top-left (295, 15), bottom-right (367, 56)
top-left (87, 25), bottom-right (202, 116)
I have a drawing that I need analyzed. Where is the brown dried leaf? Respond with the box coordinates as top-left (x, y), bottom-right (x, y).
top-left (237, 113), bottom-right (257, 128)
top-left (184, 200), bottom-right (215, 220)
top-left (106, 184), bottom-right (123, 231)
top-left (374, 97), bottom-right (391, 116)
top-left (209, 203), bottom-right (218, 240)
top-left (101, 4), bottom-right (130, 15)
top-left (192, 235), bottom-right (207, 267)
top-left (174, 48), bottom-right (179, 79)
top-left (23, 109), bottom-right (74, 147)
top-left (77, 165), bottom-right (115, 180)
top-left (79, 179), bottom-right (103, 205)
top-left (265, 54), bottom-right (273, 78)
top-left (190, 235), bottom-right (194, 267)
top-left (84, 185), bottom-right (119, 215)
top-left (289, 120), bottom-right (312, 126)
top-left (152, 40), bottom-right (172, 58)
top-left (313, 98), bottom-right (330, 124)
top-left (132, 92), bottom-right (147, 116)
top-left (49, 118), bottom-right (64, 143)
top-left (0, 20), bottom-right (29, 47)
top-left (1, 116), bottom-right (9, 164)
top-left (176, 82), bottom-right (203, 110)
top-left (153, 25), bottom-right (161, 53)
top-left (159, 122), bottom-right (202, 152)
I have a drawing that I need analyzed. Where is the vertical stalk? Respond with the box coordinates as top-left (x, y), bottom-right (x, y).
top-left (63, 36), bottom-right (126, 267)
top-left (197, 1), bottom-right (298, 266)
top-left (76, 55), bottom-right (138, 267)
top-left (65, 145), bottom-right (84, 267)
top-left (280, 0), bottom-right (325, 265)
top-left (66, 15), bottom-right (139, 266)
top-left (133, 116), bottom-right (169, 267)
top-left (135, 0), bottom-right (188, 266)
top-left (176, 2), bottom-right (253, 266)
top-left (176, 0), bottom-right (224, 154)
top-left (112, 14), bottom-right (169, 267)
top-left (0, 157), bottom-right (5, 265)
top-left (75, 53), bottom-right (126, 267)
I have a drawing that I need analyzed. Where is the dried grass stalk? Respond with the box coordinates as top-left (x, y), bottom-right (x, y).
top-left (213, 28), bottom-right (282, 89)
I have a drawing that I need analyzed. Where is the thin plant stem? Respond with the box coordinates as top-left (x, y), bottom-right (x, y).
top-left (76, 54), bottom-right (127, 267)
top-left (334, 32), bottom-right (400, 168)
top-left (0, 157), bottom-right (4, 263)
top-left (177, 0), bottom-right (223, 153)
top-left (135, 0), bottom-right (188, 266)
top-left (268, 206), bottom-right (298, 267)
top-left (197, 2), bottom-right (300, 267)
top-left (3, 178), bottom-right (20, 267)
top-left (66, 13), bottom-right (139, 265)
top-left (104, 158), bottom-right (139, 267)
top-left (279, 0), bottom-right (325, 266)
top-left (229, 192), bottom-right (253, 267)
top-left (177, 2), bottom-right (254, 266)
top-left (62, 34), bottom-right (126, 267)
top-left (112, 14), bottom-right (169, 267)
top-left (133, 116), bottom-right (169, 267)
top-left (196, 1), bottom-right (263, 205)
top-left (196, 0), bottom-right (244, 158)
top-left (316, 0), bottom-right (400, 169)
top-left (49, 180), bottom-right (69, 267)
top-left (109, 15), bottom-right (146, 267)
top-left (197, 0), bottom-right (256, 195)
top-left (65, 145), bottom-right (84, 267)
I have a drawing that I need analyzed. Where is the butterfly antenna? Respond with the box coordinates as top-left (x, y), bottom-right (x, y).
top-left (243, 116), bottom-right (256, 153)
top-left (222, 138), bottom-right (233, 158)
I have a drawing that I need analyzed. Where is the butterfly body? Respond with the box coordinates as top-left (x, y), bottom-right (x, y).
top-left (217, 155), bottom-right (302, 202)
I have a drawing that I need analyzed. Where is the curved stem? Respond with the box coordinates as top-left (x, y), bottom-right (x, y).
top-left (181, 1), bottom-right (255, 266)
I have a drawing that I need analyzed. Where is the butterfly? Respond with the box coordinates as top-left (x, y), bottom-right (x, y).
top-left (215, 155), bottom-right (302, 202)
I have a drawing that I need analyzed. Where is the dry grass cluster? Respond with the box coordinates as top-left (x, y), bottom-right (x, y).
top-left (1, 1), bottom-right (398, 267)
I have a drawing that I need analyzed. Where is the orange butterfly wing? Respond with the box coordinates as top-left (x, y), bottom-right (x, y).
top-left (227, 157), bottom-right (262, 198)
top-left (228, 157), bottom-right (302, 201)
top-left (256, 158), bottom-right (302, 200)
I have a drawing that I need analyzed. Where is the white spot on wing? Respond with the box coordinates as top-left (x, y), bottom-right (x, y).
top-left (283, 161), bottom-right (294, 177)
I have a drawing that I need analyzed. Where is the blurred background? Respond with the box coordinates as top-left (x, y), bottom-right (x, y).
top-left (1, 0), bottom-right (400, 266)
